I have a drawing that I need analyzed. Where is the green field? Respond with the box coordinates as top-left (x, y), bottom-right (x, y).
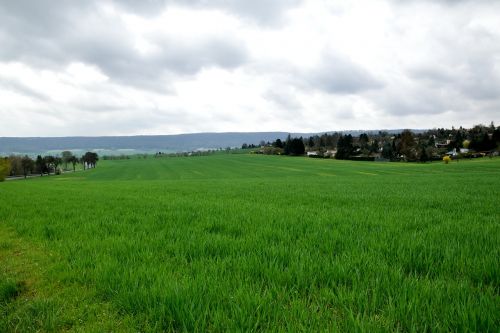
top-left (1, 154), bottom-right (499, 332)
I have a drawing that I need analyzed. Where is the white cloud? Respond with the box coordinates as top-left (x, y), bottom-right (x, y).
top-left (66, 62), bottom-right (109, 85)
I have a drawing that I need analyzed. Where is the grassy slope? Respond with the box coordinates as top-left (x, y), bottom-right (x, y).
top-left (1, 155), bottom-right (499, 332)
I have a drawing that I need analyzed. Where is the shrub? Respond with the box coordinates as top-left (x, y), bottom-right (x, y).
top-left (0, 158), bottom-right (11, 181)
top-left (443, 155), bottom-right (451, 164)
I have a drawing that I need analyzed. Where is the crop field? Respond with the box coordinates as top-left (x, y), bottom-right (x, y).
top-left (0, 154), bottom-right (499, 332)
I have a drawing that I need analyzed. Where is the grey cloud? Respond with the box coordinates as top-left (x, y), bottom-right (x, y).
top-left (153, 38), bottom-right (248, 74)
top-left (252, 54), bottom-right (383, 102)
top-left (264, 89), bottom-right (302, 110)
top-left (0, 1), bottom-right (79, 63)
top-left (110, 0), bottom-right (168, 15)
top-left (1, 0), bottom-right (499, 137)
top-left (390, 0), bottom-right (498, 5)
top-left (0, 0), bottom-right (302, 26)
top-left (0, 1), bottom-right (91, 33)
top-left (71, 34), bottom-right (248, 91)
top-left (0, 1), bottom-right (97, 65)
top-left (456, 55), bottom-right (500, 101)
top-left (383, 93), bottom-right (448, 116)
top-left (308, 54), bottom-right (383, 94)
top-left (380, 69), bottom-right (500, 118)
top-left (0, 77), bottom-right (50, 101)
top-left (336, 110), bottom-right (356, 120)
top-left (408, 56), bottom-right (500, 103)
top-left (408, 67), bottom-right (454, 83)
top-left (200, 0), bottom-right (302, 24)
top-left (402, 10), bottom-right (500, 113)
top-left (113, 0), bottom-right (302, 24)
top-left (375, 70), bottom-right (487, 118)
top-left (0, 1), bottom-right (249, 92)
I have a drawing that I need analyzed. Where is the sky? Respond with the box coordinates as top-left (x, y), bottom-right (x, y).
top-left (0, 0), bottom-right (499, 137)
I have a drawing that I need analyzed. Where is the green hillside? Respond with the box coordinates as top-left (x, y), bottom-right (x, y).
top-left (1, 155), bottom-right (499, 332)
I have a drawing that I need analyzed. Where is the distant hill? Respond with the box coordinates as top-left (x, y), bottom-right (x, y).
top-left (0, 130), bottom-right (425, 156)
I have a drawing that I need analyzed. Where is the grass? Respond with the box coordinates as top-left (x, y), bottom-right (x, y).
top-left (1, 154), bottom-right (499, 332)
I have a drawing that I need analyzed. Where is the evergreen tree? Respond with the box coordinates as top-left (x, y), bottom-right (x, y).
top-left (35, 155), bottom-right (45, 176)
top-left (273, 139), bottom-right (284, 148)
top-left (335, 134), bottom-right (354, 159)
top-left (288, 138), bottom-right (305, 155)
top-left (382, 142), bottom-right (393, 159)
top-left (419, 147), bottom-right (429, 162)
top-left (307, 137), bottom-right (314, 148)
top-left (284, 134), bottom-right (292, 155)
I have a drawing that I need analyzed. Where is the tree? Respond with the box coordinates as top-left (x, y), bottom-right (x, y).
top-left (381, 142), bottom-right (394, 159)
top-left (428, 136), bottom-right (436, 148)
top-left (44, 156), bottom-right (55, 175)
top-left (359, 133), bottom-right (369, 150)
top-left (493, 128), bottom-right (500, 149)
top-left (470, 132), bottom-right (494, 151)
top-left (335, 134), bottom-right (354, 160)
top-left (7, 155), bottom-right (23, 176)
top-left (53, 157), bottom-right (63, 174)
top-left (397, 130), bottom-right (417, 160)
top-left (61, 151), bottom-right (73, 170)
top-left (287, 138), bottom-right (305, 156)
top-left (0, 158), bottom-right (11, 181)
top-left (325, 133), bottom-right (336, 148)
top-left (82, 152), bottom-right (99, 169)
top-left (273, 139), bottom-right (284, 149)
top-left (419, 147), bottom-right (429, 163)
top-left (358, 133), bottom-right (370, 156)
top-left (283, 134), bottom-right (292, 155)
top-left (80, 156), bottom-right (86, 170)
top-left (450, 131), bottom-right (464, 149)
top-left (370, 139), bottom-right (379, 155)
top-left (319, 134), bottom-right (328, 148)
top-left (307, 137), bottom-right (315, 149)
top-left (68, 156), bottom-right (79, 172)
top-left (35, 155), bottom-right (45, 176)
top-left (90, 152), bottom-right (99, 168)
top-left (21, 156), bottom-right (35, 178)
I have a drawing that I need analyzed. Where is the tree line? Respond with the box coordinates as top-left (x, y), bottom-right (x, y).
top-left (0, 151), bottom-right (99, 181)
top-left (243, 122), bottom-right (500, 161)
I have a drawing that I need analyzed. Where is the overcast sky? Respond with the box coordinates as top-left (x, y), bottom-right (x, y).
top-left (1, 0), bottom-right (499, 136)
